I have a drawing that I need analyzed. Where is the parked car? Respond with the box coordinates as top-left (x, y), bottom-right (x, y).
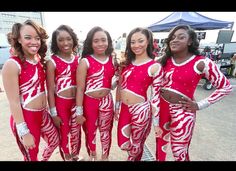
top-left (0, 46), bottom-right (11, 69)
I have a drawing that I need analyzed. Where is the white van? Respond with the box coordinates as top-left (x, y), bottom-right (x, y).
top-left (0, 33), bottom-right (11, 68)
top-left (0, 46), bottom-right (10, 69)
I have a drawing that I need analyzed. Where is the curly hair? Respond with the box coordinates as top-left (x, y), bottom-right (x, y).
top-left (160, 25), bottom-right (200, 66)
top-left (11, 19), bottom-right (49, 69)
top-left (6, 32), bottom-right (13, 45)
top-left (50, 24), bottom-right (78, 55)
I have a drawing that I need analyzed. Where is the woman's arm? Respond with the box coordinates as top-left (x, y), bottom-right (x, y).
top-left (149, 63), bottom-right (163, 126)
top-left (197, 58), bottom-right (232, 109)
top-left (114, 65), bottom-right (123, 121)
top-left (46, 60), bottom-right (56, 111)
top-left (46, 59), bottom-right (62, 127)
top-left (2, 60), bottom-right (24, 124)
top-left (180, 58), bottom-right (233, 112)
top-left (75, 58), bottom-right (87, 124)
top-left (2, 60), bottom-right (35, 149)
top-left (114, 79), bottom-right (121, 121)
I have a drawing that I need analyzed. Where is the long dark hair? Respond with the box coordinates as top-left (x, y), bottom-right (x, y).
top-left (160, 25), bottom-right (200, 67)
top-left (50, 24), bottom-right (78, 55)
top-left (11, 19), bottom-right (49, 69)
top-left (81, 26), bottom-right (113, 58)
top-left (122, 27), bottom-right (155, 67)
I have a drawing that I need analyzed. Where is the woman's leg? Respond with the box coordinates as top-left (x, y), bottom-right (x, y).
top-left (156, 98), bottom-right (171, 161)
top-left (169, 104), bottom-right (196, 161)
top-left (10, 109), bottom-right (42, 161)
top-left (117, 103), bottom-right (132, 151)
top-left (98, 93), bottom-right (114, 160)
top-left (83, 94), bottom-right (100, 160)
top-left (10, 115), bottom-right (31, 161)
top-left (40, 109), bottom-right (60, 161)
top-left (55, 96), bottom-right (73, 160)
top-left (127, 102), bottom-right (152, 161)
top-left (70, 108), bottom-right (82, 160)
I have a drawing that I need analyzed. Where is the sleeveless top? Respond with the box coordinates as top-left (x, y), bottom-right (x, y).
top-left (121, 59), bottom-right (160, 101)
top-left (162, 55), bottom-right (232, 104)
top-left (49, 55), bottom-right (79, 95)
top-left (120, 59), bottom-right (163, 126)
top-left (84, 55), bottom-right (115, 94)
top-left (8, 56), bottom-right (45, 108)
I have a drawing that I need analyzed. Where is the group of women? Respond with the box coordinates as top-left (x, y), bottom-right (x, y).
top-left (1, 19), bottom-right (232, 161)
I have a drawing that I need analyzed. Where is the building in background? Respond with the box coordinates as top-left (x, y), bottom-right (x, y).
top-left (0, 12), bottom-right (45, 67)
top-left (0, 12), bottom-right (44, 36)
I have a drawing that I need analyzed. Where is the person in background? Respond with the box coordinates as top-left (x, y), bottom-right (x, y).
top-left (153, 38), bottom-right (160, 57)
top-left (120, 32), bottom-right (127, 60)
top-left (7, 32), bottom-right (16, 56)
top-left (156, 25), bottom-right (232, 161)
top-left (231, 53), bottom-right (236, 77)
top-left (75, 26), bottom-right (117, 161)
top-left (212, 46), bottom-right (222, 61)
top-left (2, 19), bottom-right (60, 161)
top-left (202, 46), bottom-right (213, 60)
top-left (46, 25), bottom-right (83, 161)
top-left (115, 27), bottom-right (163, 161)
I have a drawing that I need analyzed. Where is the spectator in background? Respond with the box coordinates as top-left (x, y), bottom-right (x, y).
top-left (212, 46), bottom-right (222, 61)
top-left (202, 46), bottom-right (213, 60)
top-left (120, 33), bottom-right (127, 60)
top-left (7, 32), bottom-right (16, 56)
top-left (231, 53), bottom-right (236, 77)
top-left (153, 38), bottom-right (160, 57)
top-left (115, 36), bottom-right (121, 50)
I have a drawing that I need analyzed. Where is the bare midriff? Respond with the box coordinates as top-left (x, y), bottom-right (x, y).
top-left (86, 89), bottom-right (111, 99)
top-left (58, 87), bottom-right (76, 99)
top-left (24, 93), bottom-right (47, 110)
top-left (120, 89), bottom-right (145, 105)
top-left (160, 88), bottom-right (188, 104)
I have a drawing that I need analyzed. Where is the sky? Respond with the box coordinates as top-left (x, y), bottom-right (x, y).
top-left (43, 12), bottom-right (236, 45)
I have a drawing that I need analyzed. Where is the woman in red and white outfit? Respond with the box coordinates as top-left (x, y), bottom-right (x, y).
top-left (46, 25), bottom-right (82, 161)
top-left (115, 27), bottom-right (163, 161)
top-left (75, 26), bottom-right (117, 161)
top-left (156, 25), bottom-right (232, 161)
top-left (2, 20), bottom-right (59, 161)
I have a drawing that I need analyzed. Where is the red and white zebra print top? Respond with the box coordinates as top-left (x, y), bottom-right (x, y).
top-left (162, 55), bottom-right (232, 104)
top-left (8, 56), bottom-right (46, 108)
top-left (120, 59), bottom-right (162, 101)
top-left (84, 55), bottom-right (116, 93)
top-left (49, 55), bottom-right (79, 95)
top-left (120, 59), bottom-right (163, 126)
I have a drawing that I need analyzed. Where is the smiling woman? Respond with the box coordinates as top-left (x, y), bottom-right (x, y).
top-left (1, 19), bottom-right (60, 161)
top-left (156, 24), bottom-right (232, 161)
